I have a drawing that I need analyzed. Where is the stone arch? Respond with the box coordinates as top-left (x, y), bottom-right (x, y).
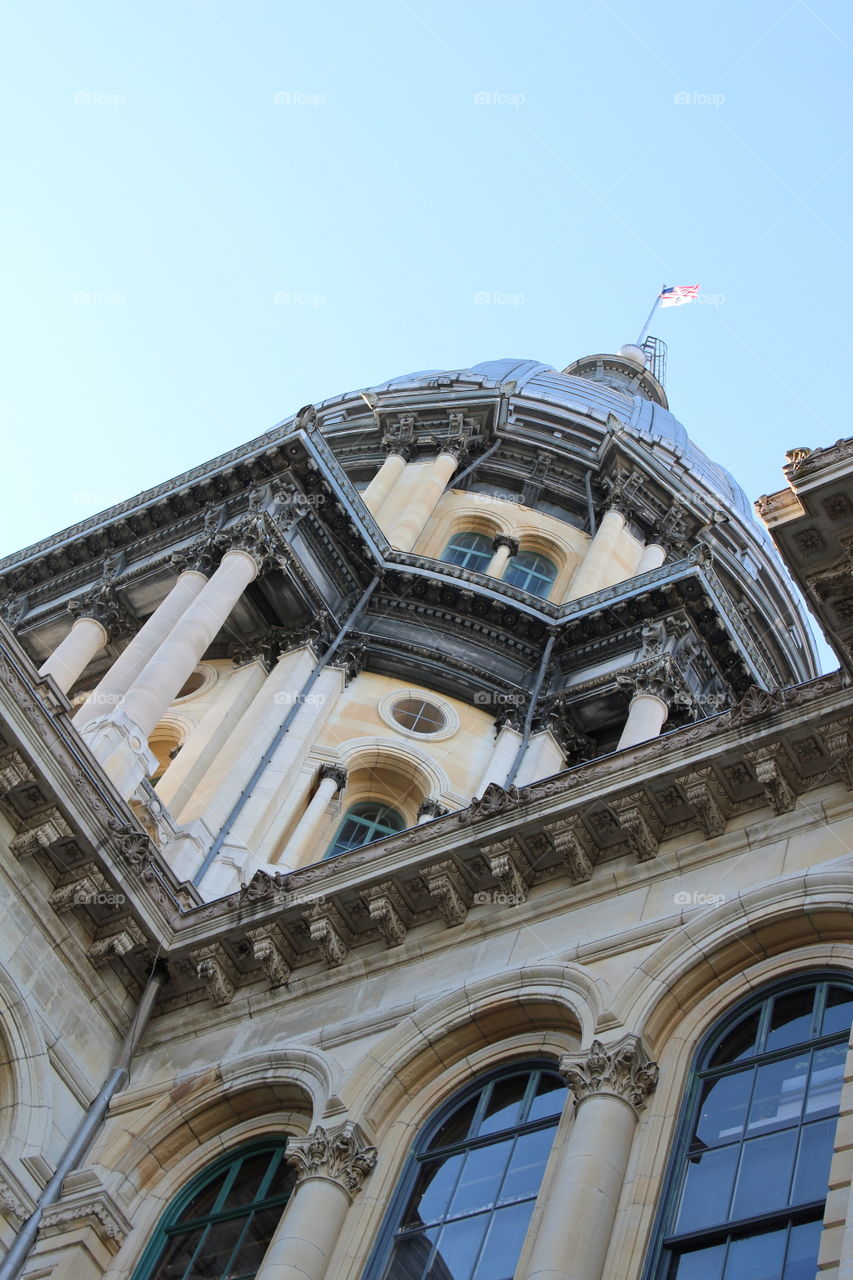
top-left (91, 1047), bottom-right (328, 1219)
top-left (417, 494), bottom-right (514, 561)
top-left (614, 868), bottom-right (853, 1056)
top-left (344, 961), bottom-right (601, 1138)
top-left (147, 711), bottom-right (193, 783)
top-left (335, 735), bottom-right (459, 824)
top-left (336, 964), bottom-right (600, 1278)
top-left (0, 961), bottom-right (52, 1168)
top-left (603, 877), bottom-right (853, 1280)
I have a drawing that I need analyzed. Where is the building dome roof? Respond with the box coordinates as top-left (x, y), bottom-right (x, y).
top-left (357, 357), bottom-right (755, 527)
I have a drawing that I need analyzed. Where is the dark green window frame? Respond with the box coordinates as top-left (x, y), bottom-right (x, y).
top-left (641, 972), bottom-right (853, 1280)
top-left (361, 1060), bottom-right (566, 1280)
top-left (130, 1138), bottom-right (296, 1280)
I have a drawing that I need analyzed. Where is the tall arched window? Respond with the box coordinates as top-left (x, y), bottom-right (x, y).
top-left (325, 801), bottom-right (406, 859)
top-left (503, 550), bottom-right (557, 599)
top-left (131, 1138), bottom-right (296, 1280)
top-left (645, 974), bottom-right (853, 1280)
top-left (441, 532), bottom-right (494, 573)
top-left (365, 1062), bottom-right (566, 1280)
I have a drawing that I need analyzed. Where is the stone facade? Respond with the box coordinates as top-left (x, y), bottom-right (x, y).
top-left (0, 346), bottom-right (850, 1280)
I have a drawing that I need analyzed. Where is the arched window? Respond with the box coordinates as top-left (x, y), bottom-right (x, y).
top-left (131, 1138), bottom-right (296, 1280)
top-left (503, 551), bottom-right (557, 599)
top-left (365, 1062), bottom-right (566, 1280)
top-left (325, 801), bottom-right (406, 859)
top-left (441, 532), bottom-right (494, 573)
top-left (646, 974), bottom-right (853, 1280)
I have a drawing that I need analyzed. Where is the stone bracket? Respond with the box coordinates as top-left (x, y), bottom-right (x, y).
top-left (361, 881), bottom-right (408, 948)
top-left (422, 859), bottom-right (468, 926)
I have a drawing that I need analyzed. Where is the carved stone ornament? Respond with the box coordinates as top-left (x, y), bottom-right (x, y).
top-left (492, 533), bottom-right (519, 556)
top-left (559, 1035), bottom-right (659, 1114)
top-left (285, 1122), bottom-right (377, 1198)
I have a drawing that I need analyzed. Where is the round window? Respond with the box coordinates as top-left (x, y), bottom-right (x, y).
top-left (391, 697), bottom-right (447, 735)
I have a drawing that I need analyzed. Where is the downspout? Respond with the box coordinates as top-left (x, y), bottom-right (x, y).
top-left (0, 960), bottom-right (168, 1280)
top-left (193, 575), bottom-right (380, 887)
top-left (503, 633), bottom-right (556, 789)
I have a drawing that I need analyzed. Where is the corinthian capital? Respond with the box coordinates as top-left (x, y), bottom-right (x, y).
top-left (220, 511), bottom-right (278, 573)
top-left (616, 654), bottom-right (694, 712)
top-left (285, 1122), bottom-right (377, 1198)
top-left (559, 1035), bottom-right (659, 1114)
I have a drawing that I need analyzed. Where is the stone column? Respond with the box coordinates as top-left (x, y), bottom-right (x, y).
top-left (486, 534), bottom-right (519, 579)
top-left (635, 542), bottom-right (666, 574)
top-left (519, 1036), bottom-right (658, 1280)
top-left (617, 692), bottom-right (669, 750)
top-left (385, 450), bottom-right (461, 552)
top-left (362, 451), bottom-right (408, 517)
top-left (255, 1122), bottom-right (377, 1280)
top-left (119, 548), bottom-right (259, 740)
top-left (566, 508), bottom-right (626, 601)
top-left (280, 764), bottom-right (348, 867)
top-left (73, 569), bottom-right (207, 728)
top-left (39, 615), bottom-right (108, 695)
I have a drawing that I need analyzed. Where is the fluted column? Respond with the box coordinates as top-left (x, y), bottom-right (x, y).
top-left (566, 508), bottom-right (626, 601)
top-left (119, 549), bottom-right (259, 740)
top-left (617, 692), bottom-right (669, 750)
top-left (486, 534), bottom-right (519, 579)
top-left (519, 1037), bottom-right (658, 1280)
top-left (362, 452), bottom-right (408, 517)
top-left (385, 450), bottom-right (461, 552)
top-left (636, 541), bottom-right (666, 574)
top-left (255, 1122), bottom-right (377, 1280)
top-left (73, 569), bottom-right (207, 728)
top-left (280, 764), bottom-right (348, 867)
top-left (39, 616), bottom-right (108, 695)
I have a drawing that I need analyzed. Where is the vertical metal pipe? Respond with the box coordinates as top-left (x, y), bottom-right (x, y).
top-left (503, 634), bottom-right (556, 789)
top-left (0, 963), bottom-right (167, 1280)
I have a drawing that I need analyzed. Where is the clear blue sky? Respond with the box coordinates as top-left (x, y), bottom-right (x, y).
top-left (1, 0), bottom-right (851, 566)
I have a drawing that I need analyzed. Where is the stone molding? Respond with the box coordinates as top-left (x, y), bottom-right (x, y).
top-left (559, 1035), bottom-right (659, 1114)
top-left (284, 1122), bottom-right (377, 1199)
top-left (39, 1173), bottom-right (131, 1248)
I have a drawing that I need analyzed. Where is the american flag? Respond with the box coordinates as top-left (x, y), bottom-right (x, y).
top-left (659, 284), bottom-right (700, 308)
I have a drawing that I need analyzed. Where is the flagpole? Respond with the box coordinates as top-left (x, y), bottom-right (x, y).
top-left (636, 287), bottom-right (665, 346)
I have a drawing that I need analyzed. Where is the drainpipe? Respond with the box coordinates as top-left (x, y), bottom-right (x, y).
top-left (584, 469), bottom-right (597, 535)
top-left (0, 961), bottom-right (167, 1280)
top-left (193, 575), bottom-right (380, 887)
top-left (503, 633), bottom-right (556, 789)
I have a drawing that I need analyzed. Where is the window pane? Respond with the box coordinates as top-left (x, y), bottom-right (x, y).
top-left (731, 1129), bottom-right (798, 1220)
top-left (152, 1228), bottom-right (206, 1280)
top-left (176, 1173), bottom-right (229, 1223)
top-left (429, 1098), bottom-right (479, 1151)
top-left (229, 1204), bottom-right (290, 1275)
top-left (499, 1126), bottom-right (556, 1203)
top-left (822, 986), bottom-right (853, 1037)
top-left (477, 1076), bottom-right (527, 1136)
top-left (429, 1215), bottom-right (490, 1280)
top-left (404, 1156), bottom-right (465, 1227)
top-left (472, 1201), bottom-right (535, 1280)
top-left (783, 1219), bottom-right (823, 1280)
top-left (708, 1012), bottom-right (761, 1067)
top-left (791, 1117), bottom-right (838, 1206)
top-left (695, 1070), bottom-right (752, 1147)
top-left (526, 1074), bottom-right (564, 1123)
top-left (747, 1057), bottom-right (808, 1135)
top-left (671, 1243), bottom-right (726, 1280)
top-left (384, 1229), bottom-right (436, 1280)
top-left (675, 1146), bottom-right (739, 1233)
top-left (724, 1228), bottom-right (787, 1280)
top-left (806, 1042), bottom-right (846, 1116)
top-left (190, 1215), bottom-right (248, 1277)
top-left (765, 989), bottom-right (817, 1053)
top-left (220, 1153), bottom-right (272, 1209)
top-left (448, 1143), bottom-right (513, 1217)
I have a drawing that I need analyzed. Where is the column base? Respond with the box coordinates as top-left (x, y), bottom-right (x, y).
top-left (79, 712), bottom-right (159, 799)
top-left (161, 820), bottom-right (251, 898)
